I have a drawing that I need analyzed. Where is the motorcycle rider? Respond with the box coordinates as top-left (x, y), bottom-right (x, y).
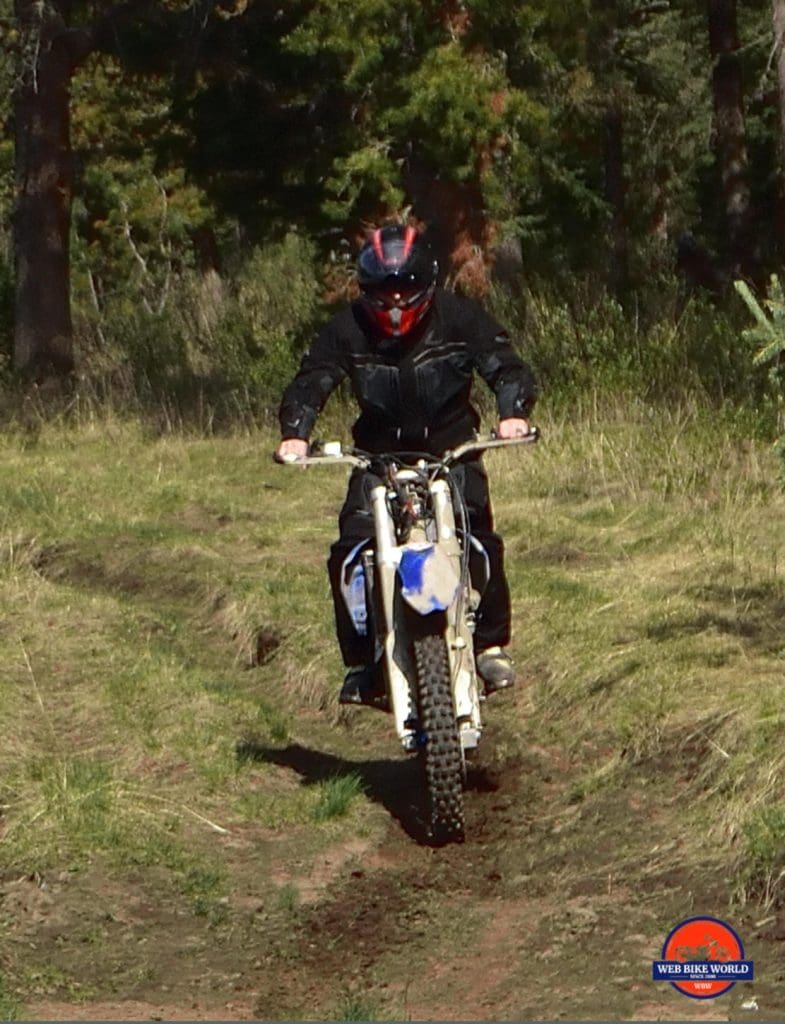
top-left (275, 224), bottom-right (537, 705)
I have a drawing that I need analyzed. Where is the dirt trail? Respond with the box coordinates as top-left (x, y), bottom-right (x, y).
top-left (10, 711), bottom-right (785, 1022)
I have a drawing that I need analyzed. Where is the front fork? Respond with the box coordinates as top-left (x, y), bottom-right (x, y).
top-left (369, 479), bottom-right (483, 752)
top-left (369, 483), bottom-right (417, 749)
top-left (430, 480), bottom-right (483, 748)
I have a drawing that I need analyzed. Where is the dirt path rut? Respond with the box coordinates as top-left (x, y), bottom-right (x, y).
top-left (11, 713), bottom-right (785, 1022)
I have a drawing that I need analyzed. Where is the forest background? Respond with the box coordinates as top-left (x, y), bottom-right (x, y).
top-left (3, 0), bottom-right (785, 417)
top-left (6, 4), bottom-right (785, 1017)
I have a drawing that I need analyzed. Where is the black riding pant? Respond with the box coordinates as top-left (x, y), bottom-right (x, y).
top-left (327, 460), bottom-right (511, 666)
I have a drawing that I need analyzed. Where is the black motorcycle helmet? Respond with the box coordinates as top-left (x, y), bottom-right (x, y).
top-left (356, 225), bottom-right (438, 337)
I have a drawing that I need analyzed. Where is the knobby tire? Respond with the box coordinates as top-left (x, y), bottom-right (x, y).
top-left (413, 628), bottom-right (465, 844)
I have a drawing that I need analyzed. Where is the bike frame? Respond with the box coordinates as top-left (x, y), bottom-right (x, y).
top-left (279, 431), bottom-right (539, 753)
top-left (368, 470), bottom-right (479, 752)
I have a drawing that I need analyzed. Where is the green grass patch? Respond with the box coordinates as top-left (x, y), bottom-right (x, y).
top-left (312, 772), bottom-right (365, 823)
top-left (331, 991), bottom-right (380, 1021)
top-left (0, 975), bottom-right (20, 1021)
top-left (737, 806), bottom-right (785, 909)
top-left (275, 881), bottom-right (300, 915)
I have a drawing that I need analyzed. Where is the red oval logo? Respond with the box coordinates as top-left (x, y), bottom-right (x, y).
top-left (660, 917), bottom-right (746, 999)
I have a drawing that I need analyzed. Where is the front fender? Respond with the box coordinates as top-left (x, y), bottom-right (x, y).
top-left (397, 543), bottom-right (461, 615)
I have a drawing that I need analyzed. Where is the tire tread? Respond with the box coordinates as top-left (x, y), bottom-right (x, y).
top-left (414, 631), bottom-right (465, 843)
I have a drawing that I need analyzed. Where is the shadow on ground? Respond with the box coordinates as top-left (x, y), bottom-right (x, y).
top-left (236, 740), bottom-right (502, 846)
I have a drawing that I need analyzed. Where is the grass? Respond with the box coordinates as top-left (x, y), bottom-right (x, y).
top-left (738, 806), bottom-right (785, 909)
top-left (331, 992), bottom-right (380, 1020)
top-left (0, 975), bottom-right (20, 1021)
top-left (490, 397), bottom-right (785, 861)
top-left (2, 394), bottom-right (785, 1010)
top-left (0, 423), bottom-right (365, 1013)
top-left (312, 772), bottom-right (365, 822)
top-left (275, 881), bottom-right (300, 914)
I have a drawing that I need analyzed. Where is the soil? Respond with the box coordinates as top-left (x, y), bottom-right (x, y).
top-left (4, 703), bottom-right (785, 1022)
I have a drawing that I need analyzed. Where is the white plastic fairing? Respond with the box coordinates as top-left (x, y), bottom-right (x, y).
top-left (397, 543), bottom-right (461, 615)
top-left (339, 540), bottom-right (372, 635)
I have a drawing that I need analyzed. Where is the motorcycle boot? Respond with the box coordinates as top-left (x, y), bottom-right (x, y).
top-left (339, 665), bottom-right (387, 707)
top-left (476, 646), bottom-right (516, 695)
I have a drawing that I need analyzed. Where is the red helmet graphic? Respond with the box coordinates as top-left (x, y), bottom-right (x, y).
top-left (357, 225), bottom-right (438, 338)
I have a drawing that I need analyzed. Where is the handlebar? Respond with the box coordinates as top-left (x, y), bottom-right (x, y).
top-left (274, 427), bottom-right (540, 468)
top-left (445, 428), bottom-right (539, 463)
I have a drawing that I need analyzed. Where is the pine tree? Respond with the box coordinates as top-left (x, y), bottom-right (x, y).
top-left (707, 0), bottom-right (755, 280)
top-left (8, 0), bottom-right (227, 384)
top-left (278, 0), bottom-right (550, 290)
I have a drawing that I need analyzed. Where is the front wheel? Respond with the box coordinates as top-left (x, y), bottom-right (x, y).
top-left (413, 627), bottom-right (465, 844)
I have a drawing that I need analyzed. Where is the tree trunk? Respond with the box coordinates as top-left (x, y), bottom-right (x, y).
top-left (12, 2), bottom-right (90, 383)
top-left (774, 0), bottom-right (785, 148)
top-left (772, 0), bottom-right (785, 258)
top-left (604, 101), bottom-right (629, 302)
top-left (707, 0), bottom-right (754, 280)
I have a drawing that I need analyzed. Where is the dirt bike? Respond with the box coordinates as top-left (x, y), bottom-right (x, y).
top-left (279, 430), bottom-right (539, 844)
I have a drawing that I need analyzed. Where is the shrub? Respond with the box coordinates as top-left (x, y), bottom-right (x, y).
top-left (73, 232), bottom-right (325, 422)
top-left (225, 234), bottom-right (324, 399)
top-left (734, 277), bottom-right (785, 469)
top-left (491, 277), bottom-right (770, 412)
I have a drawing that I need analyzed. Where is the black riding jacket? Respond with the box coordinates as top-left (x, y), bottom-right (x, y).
top-left (279, 288), bottom-right (537, 456)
